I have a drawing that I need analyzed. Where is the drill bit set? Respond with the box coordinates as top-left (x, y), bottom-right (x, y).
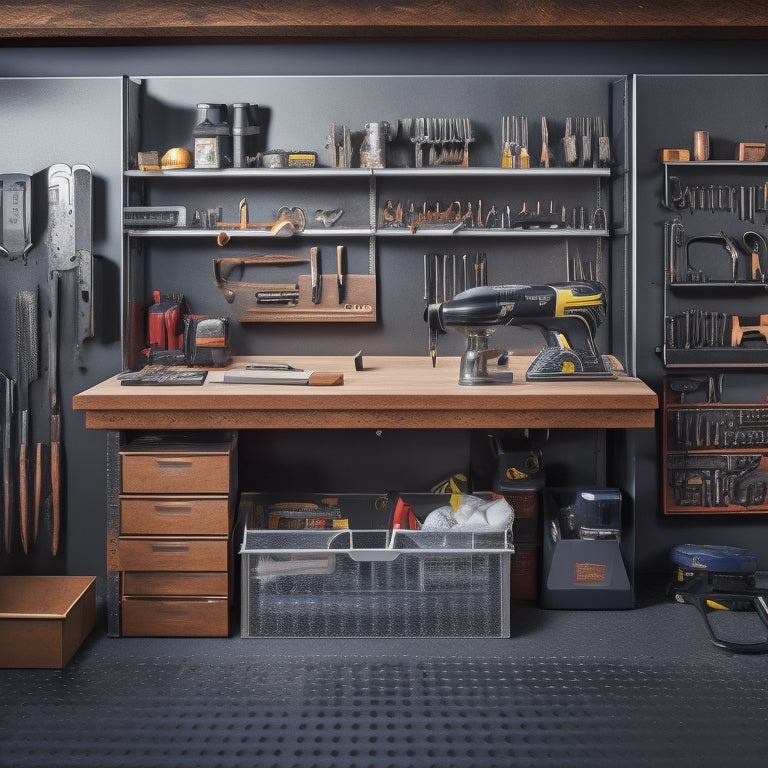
top-left (423, 252), bottom-right (487, 304)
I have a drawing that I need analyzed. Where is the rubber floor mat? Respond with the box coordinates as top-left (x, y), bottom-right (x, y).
top-left (1, 655), bottom-right (766, 768)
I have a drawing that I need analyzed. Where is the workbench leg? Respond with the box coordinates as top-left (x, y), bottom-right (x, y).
top-left (105, 430), bottom-right (122, 637)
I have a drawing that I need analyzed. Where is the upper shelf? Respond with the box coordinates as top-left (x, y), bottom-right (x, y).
top-left (125, 167), bottom-right (612, 179)
top-left (125, 166), bottom-right (611, 180)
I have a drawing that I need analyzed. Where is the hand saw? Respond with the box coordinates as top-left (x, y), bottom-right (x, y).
top-left (46, 163), bottom-right (94, 363)
top-left (46, 163), bottom-right (93, 555)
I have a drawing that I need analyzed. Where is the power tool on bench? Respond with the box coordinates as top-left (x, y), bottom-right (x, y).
top-left (668, 544), bottom-right (768, 653)
top-left (424, 280), bottom-right (617, 385)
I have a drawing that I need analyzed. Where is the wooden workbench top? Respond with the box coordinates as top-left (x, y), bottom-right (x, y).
top-left (73, 356), bottom-right (657, 431)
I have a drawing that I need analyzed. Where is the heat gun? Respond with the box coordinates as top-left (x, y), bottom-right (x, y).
top-left (424, 280), bottom-right (616, 385)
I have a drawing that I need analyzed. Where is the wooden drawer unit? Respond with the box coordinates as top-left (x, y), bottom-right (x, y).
top-left (115, 433), bottom-right (237, 636)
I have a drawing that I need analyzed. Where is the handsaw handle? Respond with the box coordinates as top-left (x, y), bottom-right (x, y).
top-left (51, 430), bottom-right (61, 556)
top-left (18, 442), bottom-right (28, 554)
top-left (33, 442), bottom-right (42, 543)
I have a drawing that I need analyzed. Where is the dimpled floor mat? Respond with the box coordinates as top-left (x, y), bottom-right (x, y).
top-left (1, 651), bottom-right (767, 768)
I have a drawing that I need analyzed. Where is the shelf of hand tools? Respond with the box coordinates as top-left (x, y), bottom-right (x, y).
top-left (661, 159), bottom-right (768, 515)
top-left (121, 75), bottom-right (630, 372)
top-left (662, 160), bottom-right (768, 368)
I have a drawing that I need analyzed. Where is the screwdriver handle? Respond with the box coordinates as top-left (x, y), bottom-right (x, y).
top-left (51, 413), bottom-right (61, 556)
top-left (33, 442), bottom-right (42, 543)
top-left (18, 442), bottom-right (28, 554)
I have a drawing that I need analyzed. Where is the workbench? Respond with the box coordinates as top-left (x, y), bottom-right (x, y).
top-left (73, 355), bottom-right (656, 636)
top-left (74, 355), bottom-right (657, 431)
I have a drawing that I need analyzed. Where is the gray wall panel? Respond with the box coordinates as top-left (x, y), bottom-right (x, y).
top-left (3, 43), bottom-right (768, 579)
top-left (0, 77), bottom-right (123, 575)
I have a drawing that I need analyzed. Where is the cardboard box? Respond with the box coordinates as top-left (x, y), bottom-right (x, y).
top-left (0, 576), bottom-right (96, 668)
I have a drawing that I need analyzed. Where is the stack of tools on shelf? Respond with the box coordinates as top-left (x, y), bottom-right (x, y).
top-left (501, 116), bottom-right (529, 168)
top-left (503, 115), bottom-right (610, 169)
top-left (215, 199), bottom-right (306, 244)
top-left (137, 102), bottom-right (261, 171)
top-left (380, 197), bottom-right (605, 232)
top-left (664, 375), bottom-right (768, 512)
top-left (667, 310), bottom-right (768, 351)
top-left (664, 176), bottom-right (768, 221)
top-left (404, 117), bottom-right (474, 168)
top-left (0, 164), bottom-right (92, 556)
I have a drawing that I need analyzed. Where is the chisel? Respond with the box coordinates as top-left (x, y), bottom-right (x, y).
top-left (311, 246), bottom-right (322, 304)
top-left (336, 245), bottom-right (346, 303)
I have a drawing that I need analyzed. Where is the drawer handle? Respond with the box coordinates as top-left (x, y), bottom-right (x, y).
top-left (151, 544), bottom-right (190, 553)
top-left (153, 504), bottom-right (193, 515)
top-left (155, 459), bottom-right (194, 469)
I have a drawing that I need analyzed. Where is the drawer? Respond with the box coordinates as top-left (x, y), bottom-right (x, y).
top-left (116, 537), bottom-right (229, 572)
top-left (121, 451), bottom-right (232, 494)
top-left (121, 597), bottom-right (230, 637)
top-left (122, 571), bottom-right (229, 597)
top-left (120, 496), bottom-right (230, 535)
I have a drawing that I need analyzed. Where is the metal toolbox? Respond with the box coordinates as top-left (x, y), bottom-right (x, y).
top-left (240, 525), bottom-right (513, 639)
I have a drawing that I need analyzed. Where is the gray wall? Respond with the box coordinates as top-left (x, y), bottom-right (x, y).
top-left (3, 41), bottom-right (768, 578)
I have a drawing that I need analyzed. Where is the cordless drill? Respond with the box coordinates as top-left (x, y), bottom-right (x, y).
top-left (425, 280), bottom-right (615, 385)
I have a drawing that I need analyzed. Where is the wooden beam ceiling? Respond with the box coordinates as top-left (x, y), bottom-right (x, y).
top-left (2, 1), bottom-right (768, 44)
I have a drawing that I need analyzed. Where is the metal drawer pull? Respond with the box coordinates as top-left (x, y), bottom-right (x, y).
top-left (155, 459), bottom-right (194, 469)
top-left (150, 544), bottom-right (190, 553)
top-left (153, 504), bottom-right (193, 515)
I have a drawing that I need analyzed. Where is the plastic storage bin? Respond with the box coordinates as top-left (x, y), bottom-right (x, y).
top-left (240, 527), bottom-right (513, 638)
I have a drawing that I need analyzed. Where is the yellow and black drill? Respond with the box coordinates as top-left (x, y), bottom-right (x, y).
top-left (425, 280), bottom-right (616, 385)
